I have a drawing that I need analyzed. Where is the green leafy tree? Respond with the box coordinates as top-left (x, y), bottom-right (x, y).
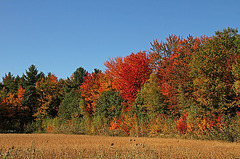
top-left (133, 72), bottom-right (166, 119)
top-left (58, 89), bottom-right (83, 120)
top-left (95, 90), bottom-right (123, 122)
top-left (191, 28), bottom-right (240, 115)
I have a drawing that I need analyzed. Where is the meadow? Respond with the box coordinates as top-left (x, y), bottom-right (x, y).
top-left (0, 134), bottom-right (240, 158)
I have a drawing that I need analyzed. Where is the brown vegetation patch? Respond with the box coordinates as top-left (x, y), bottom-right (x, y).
top-left (0, 134), bottom-right (240, 158)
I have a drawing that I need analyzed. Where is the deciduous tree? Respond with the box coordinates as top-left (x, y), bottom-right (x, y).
top-left (134, 72), bottom-right (166, 119)
top-left (105, 51), bottom-right (152, 109)
top-left (80, 70), bottom-right (101, 116)
top-left (34, 73), bottom-right (61, 120)
top-left (191, 28), bottom-right (240, 115)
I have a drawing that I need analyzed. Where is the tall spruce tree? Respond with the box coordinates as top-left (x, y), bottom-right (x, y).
top-left (58, 67), bottom-right (87, 120)
top-left (2, 72), bottom-right (19, 94)
top-left (64, 67), bottom-right (87, 93)
top-left (22, 65), bottom-right (43, 121)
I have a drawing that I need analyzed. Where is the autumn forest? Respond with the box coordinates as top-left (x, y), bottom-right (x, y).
top-left (1, 28), bottom-right (240, 142)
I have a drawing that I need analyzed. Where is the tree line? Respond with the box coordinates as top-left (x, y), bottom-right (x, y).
top-left (1, 28), bottom-right (240, 141)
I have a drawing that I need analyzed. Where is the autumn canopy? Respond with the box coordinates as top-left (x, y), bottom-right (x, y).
top-left (1, 28), bottom-right (240, 142)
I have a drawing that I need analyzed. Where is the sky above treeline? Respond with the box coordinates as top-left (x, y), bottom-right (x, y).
top-left (0, 0), bottom-right (239, 80)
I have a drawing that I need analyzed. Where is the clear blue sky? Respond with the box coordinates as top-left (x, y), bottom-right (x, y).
top-left (0, 0), bottom-right (239, 80)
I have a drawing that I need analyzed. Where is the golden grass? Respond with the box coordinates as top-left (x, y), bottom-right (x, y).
top-left (0, 134), bottom-right (240, 158)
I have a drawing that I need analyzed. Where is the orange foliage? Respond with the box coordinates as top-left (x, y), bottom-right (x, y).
top-left (34, 74), bottom-right (60, 120)
top-left (46, 126), bottom-right (54, 133)
top-left (16, 86), bottom-right (25, 107)
top-left (80, 72), bottom-right (101, 116)
top-left (99, 74), bottom-right (112, 93)
top-left (197, 114), bottom-right (224, 133)
top-left (109, 114), bottom-right (138, 136)
top-left (0, 86), bottom-right (27, 118)
top-left (109, 117), bottom-right (120, 130)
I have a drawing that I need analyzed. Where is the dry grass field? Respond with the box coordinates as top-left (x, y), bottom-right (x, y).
top-left (0, 134), bottom-right (240, 158)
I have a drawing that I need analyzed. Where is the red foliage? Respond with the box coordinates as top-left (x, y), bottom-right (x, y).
top-left (105, 51), bottom-right (152, 109)
top-left (176, 112), bottom-right (188, 134)
top-left (150, 35), bottom-right (209, 115)
top-left (216, 114), bottom-right (223, 128)
top-left (50, 74), bottom-right (58, 83)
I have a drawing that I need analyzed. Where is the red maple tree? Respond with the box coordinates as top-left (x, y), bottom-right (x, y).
top-left (105, 51), bottom-right (152, 110)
